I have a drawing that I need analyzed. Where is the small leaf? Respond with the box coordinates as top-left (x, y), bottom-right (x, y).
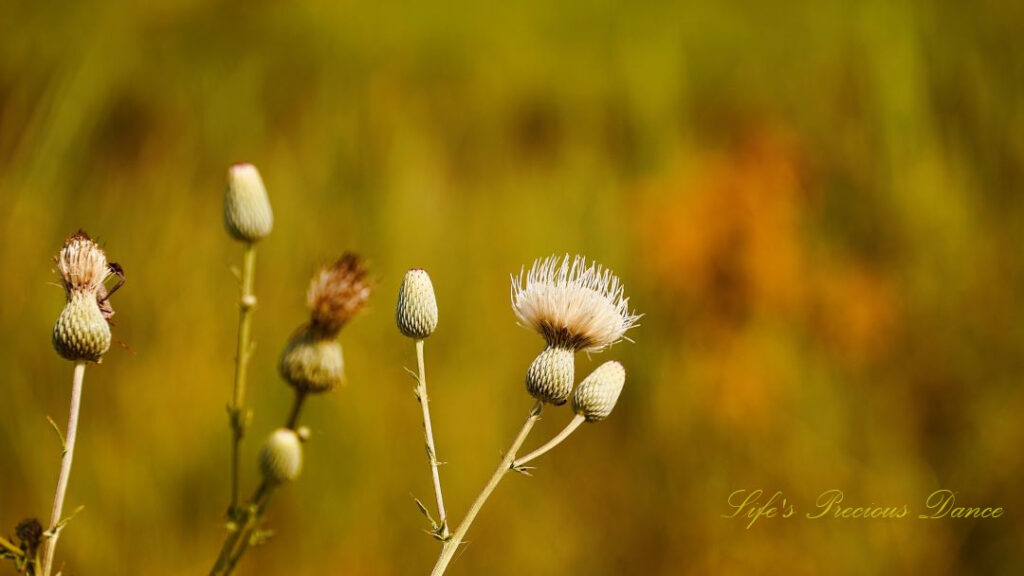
top-left (46, 416), bottom-right (66, 451)
top-left (42, 505), bottom-right (85, 539)
top-left (411, 494), bottom-right (438, 531)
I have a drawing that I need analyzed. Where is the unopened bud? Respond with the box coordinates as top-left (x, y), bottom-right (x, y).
top-left (571, 361), bottom-right (625, 422)
top-left (396, 269), bottom-right (438, 339)
top-left (224, 163), bottom-right (273, 242)
top-left (259, 428), bottom-right (303, 484)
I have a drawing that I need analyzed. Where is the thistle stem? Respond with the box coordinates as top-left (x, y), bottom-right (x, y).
top-left (40, 361), bottom-right (87, 576)
top-left (209, 482), bottom-right (274, 576)
top-left (513, 413), bottom-right (585, 469)
top-left (430, 401), bottom-right (543, 576)
top-left (415, 339), bottom-right (449, 537)
top-left (284, 390), bottom-right (307, 430)
top-left (229, 243), bottom-right (258, 516)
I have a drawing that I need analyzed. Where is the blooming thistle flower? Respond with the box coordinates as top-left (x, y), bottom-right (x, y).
top-left (280, 253), bottom-right (373, 394)
top-left (52, 232), bottom-right (123, 362)
top-left (396, 269), bottom-right (438, 339)
top-left (224, 163), bottom-right (274, 243)
top-left (512, 255), bottom-right (639, 404)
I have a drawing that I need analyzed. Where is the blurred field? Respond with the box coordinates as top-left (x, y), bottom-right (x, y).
top-left (1, 0), bottom-right (1023, 574)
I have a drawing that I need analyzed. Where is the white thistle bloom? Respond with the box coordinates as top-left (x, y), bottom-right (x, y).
top-left (511, 254), bottom-right (640, 353)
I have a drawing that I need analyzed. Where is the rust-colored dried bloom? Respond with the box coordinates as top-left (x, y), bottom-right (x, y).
top-left (52, 231), bottom-right (123, 362)
top-left (307, 253), bottom-right (373, 337)
top-left (512, 254), bottom-right (640, 353)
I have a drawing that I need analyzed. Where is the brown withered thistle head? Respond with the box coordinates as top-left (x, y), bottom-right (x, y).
top-left (55, 231), bottom-right (124, 322)
top-left (307, 252), bottom-right (373, 337)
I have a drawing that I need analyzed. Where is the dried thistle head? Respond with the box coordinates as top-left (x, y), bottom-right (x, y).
top-left (308, 253), bottom-right (373, 337)
top-left (57, 231), bottom-right (111, 298)
top-left (571, 361), bottom-right (626, 422)
top-left (396, 269), bottom-right (438, 339)
top-left (52, 231), bottom-right (123, 362)
top-left (224, 163), bottom-right (274, 242)
top-left (511, 254), bottom-right (640, 353)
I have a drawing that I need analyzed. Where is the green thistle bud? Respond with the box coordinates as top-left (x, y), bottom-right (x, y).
top-left (224, 163), bottom-right (274, 242)
top-left (525, 346), bottom-right (575, 405)
top-left (53, 291), bottom-right (112, 362)
top-left (259, 428), bottom-right (303, 484)
top-left (571, 361), bottom-right (625, 422)
top-left (279, 326), bottom-right (345, 394)
top-left (396, 269), bottom-right (438, 339)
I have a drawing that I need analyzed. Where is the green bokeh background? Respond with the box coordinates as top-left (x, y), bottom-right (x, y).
top-left (2, 1), bottom-right (1023, 574)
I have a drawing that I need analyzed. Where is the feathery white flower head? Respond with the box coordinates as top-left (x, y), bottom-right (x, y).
top-left (511, 254), bottom-right (640, 353)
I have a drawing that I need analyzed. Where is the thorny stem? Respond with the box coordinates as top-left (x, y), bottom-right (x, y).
top-left (40, 361), bottom-right (86, 576)
top-left (229, 243), bottom-right (258, 517)
top-left (415, 339), bottom-right (449, 538)
top-left (513, 414), bottom-right (586, 468)
top-left (430, 401), bottom-right (543, 576)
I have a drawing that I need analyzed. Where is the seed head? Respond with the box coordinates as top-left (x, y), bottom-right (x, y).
top-left (308, 253), bottom-right (373, 337)
top-left (259, 428), bottom-right (303, 484)
top-left (571, 361), bottom-right (626, 422)
top-left (525, 346), bottom-right (575, 405)
top-left (279, 326), bottom-right (346, 394)
top-left (52, 231), bottom-right (120, 362)
top-left (224, 163), bottom-right (274, 242)
top-left (511, 254), bottom-right (640, 353)
top-left (396, 269), bottom-right (438, 339)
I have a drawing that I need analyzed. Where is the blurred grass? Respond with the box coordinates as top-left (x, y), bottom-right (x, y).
top-left (1, 0), bottom-right (1023, 574)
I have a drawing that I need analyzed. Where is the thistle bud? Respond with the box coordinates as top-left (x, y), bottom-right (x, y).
top-left (53, 291), bottom-right (112, 362)
top-left (571, 361), bottom-right (625, 422)
top-left (279, 327), bottom-right (345, 394)
top-left (525, 346), bottom-right (575, 405)
top-left (259, 428), bottom-right (303, 484)
top-left (396, 269), bottom-right (438, 339)
top-left (52, 231), bottom-right (119, 362)
top-left (224, 163), bottom-right (274, 242)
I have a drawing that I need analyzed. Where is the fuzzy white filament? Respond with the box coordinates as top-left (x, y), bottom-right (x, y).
top-left (511, 254), bottom-right (640, 353)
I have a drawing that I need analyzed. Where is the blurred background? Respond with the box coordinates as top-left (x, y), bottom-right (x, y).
top-left (1, 0), bottom-right (1023, 574)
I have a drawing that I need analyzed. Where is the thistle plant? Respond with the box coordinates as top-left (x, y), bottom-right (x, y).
top-left (396, 269), bottom-right (448, 539)
top-left (211, 164), bottom-right (372, 575)
top-left (398, 254), bottom-right (639, 575)
top-left (222, 163), bottom-right (274, 521)
top-left (0, 232), bottom-right (124, 576)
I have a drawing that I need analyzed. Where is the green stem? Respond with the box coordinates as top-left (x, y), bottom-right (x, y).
top-left (209, 482), bottom-right (272, 576)
top-left (284, 390), bottom-right (307, 431)
top-left (229, 243), bottom-right (258, 516)
top-left (430, 401), bottom-right (543, 576)
top-left (40, 361), bottom-right (87, 576)
top-left (415, 339), bottom-right (449, 537)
